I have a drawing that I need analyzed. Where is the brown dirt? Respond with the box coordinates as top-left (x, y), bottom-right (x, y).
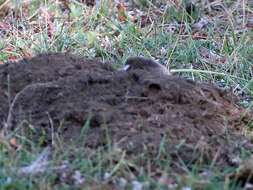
top-left (0, 53), bottom-right (252, 171)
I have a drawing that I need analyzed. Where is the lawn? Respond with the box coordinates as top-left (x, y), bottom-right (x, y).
top-left (0, 0), bottom-right (253, 189)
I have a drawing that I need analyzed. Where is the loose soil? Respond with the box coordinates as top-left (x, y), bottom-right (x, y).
top-left (0, 53), bottom-right (252, 172)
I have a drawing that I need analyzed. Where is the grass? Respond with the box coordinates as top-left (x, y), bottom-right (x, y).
top-left (3, 1), bottom-right (252, 88)
top-left (0, 128), bottom-right (248, 190)
top-left (0, 0), bottom-right (253, 189)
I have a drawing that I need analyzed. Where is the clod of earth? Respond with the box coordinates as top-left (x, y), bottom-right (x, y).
top-left (0, 53), bottom-right (252, 172)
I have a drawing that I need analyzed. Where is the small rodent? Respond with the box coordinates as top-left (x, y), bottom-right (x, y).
top-left (123, 57), bottom-right (170, 75)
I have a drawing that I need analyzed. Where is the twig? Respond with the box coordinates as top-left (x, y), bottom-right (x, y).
top-left (18, 147), bottom-right (51, 175)
top-left (0, 0), bottom-right (10, 12)
top-left (5, 82), bottom-right (59, 131)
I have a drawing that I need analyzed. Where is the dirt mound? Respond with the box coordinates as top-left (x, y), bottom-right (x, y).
top-left (0, 53), bottom-right (252, 171)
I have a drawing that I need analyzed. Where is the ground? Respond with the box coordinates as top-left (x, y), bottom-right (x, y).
top-left (0, 0), bottom-right (253, 189)
top-left (0, 53), bottom-right (252, 189)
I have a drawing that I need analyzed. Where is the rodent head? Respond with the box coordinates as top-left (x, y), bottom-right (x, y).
top-left (124, 57), bottom-right (161, 70)
top-left (123, 56), bottom-right (170, 75)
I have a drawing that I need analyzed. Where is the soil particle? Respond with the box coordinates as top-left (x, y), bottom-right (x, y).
top-left (0, 53), bottom-right (252, 171)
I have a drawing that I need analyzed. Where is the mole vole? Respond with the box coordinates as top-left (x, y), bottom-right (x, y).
top-left (123, 57), bottom-right (170, 75)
